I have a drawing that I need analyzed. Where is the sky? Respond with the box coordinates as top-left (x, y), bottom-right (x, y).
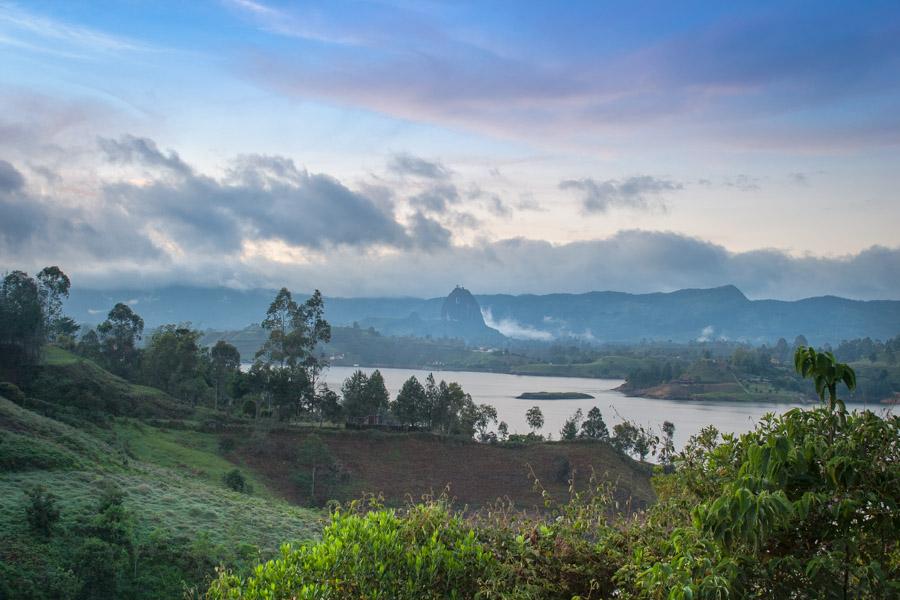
top-left (1, 0), bottom-right (899, 299)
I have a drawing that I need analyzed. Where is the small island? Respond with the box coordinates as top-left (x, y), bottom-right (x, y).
top-left (515, 391), bottom-right (595, 400)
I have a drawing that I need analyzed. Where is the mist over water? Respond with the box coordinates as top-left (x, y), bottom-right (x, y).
top-left (322, 366), bottom-right (817, 449)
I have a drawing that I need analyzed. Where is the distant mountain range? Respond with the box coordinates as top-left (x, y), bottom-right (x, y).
top-left (66, 284), bottom-right (900, 346)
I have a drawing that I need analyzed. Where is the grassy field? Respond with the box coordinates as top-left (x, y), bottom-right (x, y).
top-left (0, 396), bottom-right (321, 545)
top-left (0, 351), bottom-right (323, 598)
top-left (1, 346), bottom-right (656, 596)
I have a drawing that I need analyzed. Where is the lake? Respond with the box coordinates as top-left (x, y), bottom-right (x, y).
top-left (322, 366), bottom-right (813, 449)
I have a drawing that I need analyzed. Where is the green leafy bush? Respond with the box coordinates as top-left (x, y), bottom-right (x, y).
top-left (0, 381), bottom-right (25, 404)
top-left (25, 485), bottom-right (60, 537)
top-left (223, 468), bottom-right (250, 493)
top-left (209, 394), bottom-right (899, 598)
top-left (637, 407), bottom-right (900, 599)
top-left (207, 502), bottom-right (496, 599)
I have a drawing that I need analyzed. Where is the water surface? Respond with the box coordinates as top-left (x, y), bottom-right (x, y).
top-left (322, 366), bottom-right (813, 448)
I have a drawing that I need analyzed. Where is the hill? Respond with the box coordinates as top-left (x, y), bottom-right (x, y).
top-left (618, 358), bottom-right (809, 403)
top-left (67, 284), bottom-right (900, 345)
top-left (0, 393), bottom-right (320, 598)
top-left (1, 348), bottom-right (654, 596)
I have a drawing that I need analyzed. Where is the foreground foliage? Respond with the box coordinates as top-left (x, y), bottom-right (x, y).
top-left (209, 350), bottom-right (898, 599)
top-left (208, 503), bottom-right (494, 600)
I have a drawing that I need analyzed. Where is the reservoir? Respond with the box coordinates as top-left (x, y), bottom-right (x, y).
top-left (322, 366), bottom-right (815, 449)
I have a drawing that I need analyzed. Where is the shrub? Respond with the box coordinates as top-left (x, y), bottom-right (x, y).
top-left (0, 381), bottom-right (25, 404)
top-left (634, 407), bottom-right (900, 598)
top-left (241, 398), bottom-right (257, 417)
top-left (73, 537), bottom-right (126, 600)
top-left (24, 485), bottom-right (61, 537)
top-left (207, 406), bottom-right (899, 600)
top-left (208, 503), bottom-right (496, 600)
top-left (223, 469), bottom-right (249, 493)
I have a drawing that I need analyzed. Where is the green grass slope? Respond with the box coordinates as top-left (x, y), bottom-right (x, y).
top-left (0, 392), bottom-right (321, 598)
top-left (23, 347), bottom-right (190, 419)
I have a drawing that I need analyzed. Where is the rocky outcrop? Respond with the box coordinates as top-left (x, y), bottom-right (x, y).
top-left (441, 286), bottom-right (486, 326)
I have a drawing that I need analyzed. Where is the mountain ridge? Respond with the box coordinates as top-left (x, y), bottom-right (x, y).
top-left (64, 284), bottom-right (900, 346)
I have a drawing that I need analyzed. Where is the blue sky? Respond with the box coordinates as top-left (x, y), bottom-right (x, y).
top-left (1, 0), bottom-right (899, 298)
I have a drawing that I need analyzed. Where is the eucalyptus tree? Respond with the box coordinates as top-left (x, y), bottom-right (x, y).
top-left (560, 408), bottom-right (583, 440)
top-left (0, 266), bottom-right (74, 377)
top-left (0, 271), bottom-right (44, 376)
top-left (97, 303), bottom-right (144, 378)
top-left (142, 325), bottom-right (206, 400)
top-left (255, 288), bottom-right (331, 419)
top-left (36, 266), bottom-right (71, 338)
top-left (210, 340), bottom-right (241, 409)
top-left (525, 406), bottom-right (544, 436)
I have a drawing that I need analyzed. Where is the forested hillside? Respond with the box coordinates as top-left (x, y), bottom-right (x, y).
top-left (65, 284), bottom-right (900, 345)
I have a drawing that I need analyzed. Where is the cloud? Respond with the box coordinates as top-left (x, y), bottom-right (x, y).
top-left (788, 172), bottom-right (809, 186)
top-left (283, 231), bottom-right (900, 300)
top-left (0, 136), bottom-right (469, 279)
top-left (482, 307), bottom-right (553, 341)
top-left (484, 194), bottom-right (510, 217)
top-left (407, 211), bottom-right (452, 249)
top-left (237, 3), bottom-right (900, 151)
top-left (0, 159), bottom-right (162, 261)
top-left (95, 136), bottom-right (412, 252)
top-left (0, 160), bottom-right (25, 192)
top-left (3, 140), bottom-right (900, 302)
top-left (388, 153), bottom-right (450, 179)
top-left (0, 3), bottom-right (152, 54)
top-left (723, 174), bottom-right (761, 192)
top-left (559, 176), bottom-right (681, 213)
top-left (697, 325), bottom-right (715, 342)
top-left (516, 194), bottom-right (544, 211)
top-left (408, 183), bottom-right (460, 214)
top-left (99, 134), bottom-right (192, 176)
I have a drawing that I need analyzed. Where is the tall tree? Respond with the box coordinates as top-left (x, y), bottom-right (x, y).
top-left (76, 328), bottom-right (102, 362)
top-left (257, 288), bottom-right (298, 368)
top-left (255, 288), bottom-right (331, 419)
top-left (36, 266), bottom-right (70, 339)
top-left (424, 373), bottom-right (439, 428)
top-left (580, 407), bottom-right (609, 440)
top-left (526, 406), bottom-right (544, 435)
top-left (365, 370), bottom-right (390, 417)
top-left (471, 404), bottom-right (498, 441)
top-left (497, 421), bottom-right (509, 442)
top-left (560, 408), bottom-right (583, 440)
top-left (142, 325), bottom-right (208, 401)
top-left (317, 383), bottom-right (343, 426)
top-left (0, 271), bottom-right (44, 377)
top-left (392, 376), bottom-right (427, 427)
top-left (210, 340), bottom-right (241, 410)
top-left (658, 420), bottom-right (676, 467)
top-left (97, 303), bottom-right (144, 378)
top-left (341, 370), bottom-right (370, 419)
